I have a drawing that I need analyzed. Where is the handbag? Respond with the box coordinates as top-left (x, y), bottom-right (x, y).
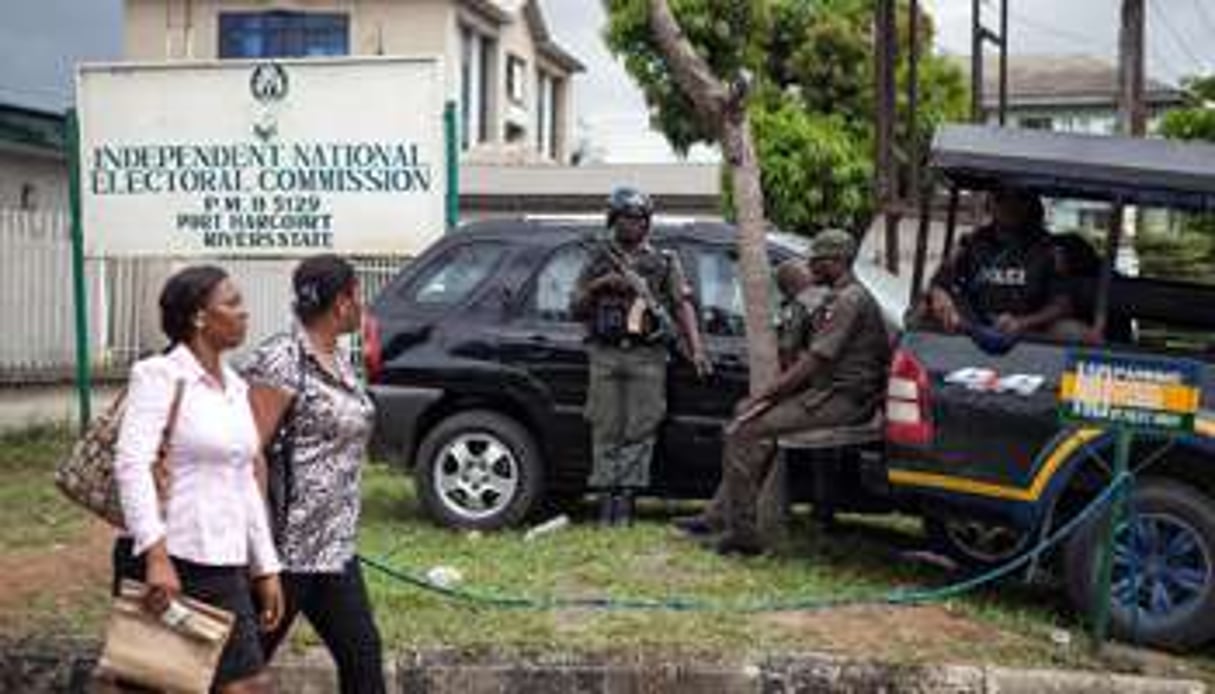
top-left (55, 380), bottom-right (186, 526)
top-left (264, 336), bottom-right (308, 545)
top-left (94, 579), bottom-right (235, 694)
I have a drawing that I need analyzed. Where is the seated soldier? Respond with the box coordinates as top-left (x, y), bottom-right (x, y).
top-left (677, 230), bottom-right (892, 556)
top-left (774, 258), bottom-right (818, 369)
top-left (673, 257), bottom-right (819, 540)
top-left (925, 187), bottom-right (1073, 347)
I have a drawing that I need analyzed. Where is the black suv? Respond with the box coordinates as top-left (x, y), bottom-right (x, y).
top-left (364, 218), bottom-right (812, 529)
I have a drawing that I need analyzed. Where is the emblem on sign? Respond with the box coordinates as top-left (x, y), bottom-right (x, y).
top-left (250, 63), bottom-right (289, 103)
top-left (250, 63), bottom-right (288, 142)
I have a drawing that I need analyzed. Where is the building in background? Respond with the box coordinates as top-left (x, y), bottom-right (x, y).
top-left (0, 103), bottom-right (67, 211)
top-left (972, 54), bottom-right (1183, 135)
top-left (967, 54), bottom-right (1184, 231)
top-left (124, 0), bottom-right (583, 165)
top-left (121, 0), bottom-right (720, 219)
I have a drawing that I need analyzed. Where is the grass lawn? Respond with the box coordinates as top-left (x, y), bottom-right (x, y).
top-left (0, 425), bottom-right (86, 551)
top-left (0, 426), bottom-right (1210, 681)
top-left (354, 466), bottom-right (1207, 676)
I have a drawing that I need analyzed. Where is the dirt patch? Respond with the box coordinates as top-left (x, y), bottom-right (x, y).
top-left (0, 520), bottom-right (112, 631)
top-left (763, 604), bottom-right (1022, 661)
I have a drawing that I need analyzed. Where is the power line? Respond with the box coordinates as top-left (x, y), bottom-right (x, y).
top-left (996, 4), bottom-right (1116, 57)
top-left (1148, 0), bottom-right (1208, 76)
top-left (1192, 0), bottom-right (1215, 40)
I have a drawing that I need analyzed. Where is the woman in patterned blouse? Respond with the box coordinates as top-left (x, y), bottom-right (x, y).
top-left (244, 255), bottom-right (384, 694)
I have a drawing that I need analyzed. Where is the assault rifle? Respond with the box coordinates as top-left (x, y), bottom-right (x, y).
top-left (590, 239), bottom-right (679, 349)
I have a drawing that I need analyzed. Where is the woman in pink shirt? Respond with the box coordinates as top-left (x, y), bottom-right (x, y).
top-left (113, 265), bottom-right (283, 694)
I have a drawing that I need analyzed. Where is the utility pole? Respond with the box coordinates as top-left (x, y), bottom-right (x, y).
top-left (1093, 0), bottom-right (1146, 650)
top-left (970, 0), bottom-right (1009, 124)
top-left (874, 0), bottom-right (899, 273)
top-left (1119, 0), bottom-right (1146, 137)
top-left (1116, 0), bottom-right (1145, 277)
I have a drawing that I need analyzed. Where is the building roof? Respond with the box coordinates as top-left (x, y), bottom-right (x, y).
top-left (457, 0), bottom-right (511, 24)
top-left (521, 0), bottom-right (584, 73)
top-left (960, 54), bottom-right (1184, 109)
top-left (0, 103), bottom-right (66, 157)
top-left (458, 0), bottom-right (583, 74)
top-left (460, 163), bottom-right (721, 216)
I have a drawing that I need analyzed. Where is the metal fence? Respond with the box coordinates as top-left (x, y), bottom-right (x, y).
top-left (0, 208), bottom-right (410, 382)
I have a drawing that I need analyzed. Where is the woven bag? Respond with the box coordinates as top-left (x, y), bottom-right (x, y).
top-left (55, 382), bottom-right (184, 527)
top-left (94, 579), bottom-right (234, 694)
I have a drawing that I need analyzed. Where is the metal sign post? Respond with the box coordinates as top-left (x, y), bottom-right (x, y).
top-left (444, 100), bottom-right (459, 230)
top-left (1059, 350), bottom-right (1203, 648)
top-left (65, 108), bottom-right (92, 431)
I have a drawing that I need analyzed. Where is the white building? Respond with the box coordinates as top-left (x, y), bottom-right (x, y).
top-left (123, 0), bottom-right (583, 165)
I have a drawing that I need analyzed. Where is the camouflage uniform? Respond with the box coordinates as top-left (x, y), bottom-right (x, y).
top-left (574, 239), bottom-right (692, 490)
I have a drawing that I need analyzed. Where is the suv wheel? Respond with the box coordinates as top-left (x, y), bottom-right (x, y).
top-left (415, 410), bottom-right (543, 530)
top-left (1064, 478), bottom-right (1215, 651)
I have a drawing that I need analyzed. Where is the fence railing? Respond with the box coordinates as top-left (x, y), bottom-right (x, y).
top-left (0, 208), bottom-right (410, 383)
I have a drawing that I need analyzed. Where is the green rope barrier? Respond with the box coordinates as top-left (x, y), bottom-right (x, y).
top-left (359, 472), bottom-right (1132, 614)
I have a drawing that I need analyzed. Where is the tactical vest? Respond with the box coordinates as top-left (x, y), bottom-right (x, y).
top-left (586, 243), bottom-right (673, 347)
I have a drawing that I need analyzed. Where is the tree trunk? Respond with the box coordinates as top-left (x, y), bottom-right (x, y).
top-left (647, 0), bottom-right (778, 392)
top-left (720, 109), bottom-right (779, 389)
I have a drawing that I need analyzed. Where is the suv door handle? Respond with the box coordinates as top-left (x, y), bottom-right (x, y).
top-left (527, 334), bottom-right (551, 344)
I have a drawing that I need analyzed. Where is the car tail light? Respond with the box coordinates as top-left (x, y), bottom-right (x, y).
top-left (886, 348), bottom-right (933, 445)
top-left (362, 314), bottom-right (383, 383)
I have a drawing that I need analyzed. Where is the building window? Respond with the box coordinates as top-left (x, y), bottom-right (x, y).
top-left (506, 55), bottom-right (527, 105)
top-left (219, 11), bottom-right (349, 59)
top-left (1019, 116), bottom-right (1053, 130)
top-left (460, 26), bottom-right (493, 150)
top-left (19, 183), bottom-right (37, 211)
top-left (536, 71), bottom-right (557, 159)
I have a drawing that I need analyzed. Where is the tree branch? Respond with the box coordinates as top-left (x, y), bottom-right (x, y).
top-left (648, 0), bottom-right (728, 129)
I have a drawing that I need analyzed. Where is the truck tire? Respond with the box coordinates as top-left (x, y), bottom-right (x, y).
top-left (415, 410), bottom-right (544, 530)
top-left (1064, 478), bottom-right (1215, 651)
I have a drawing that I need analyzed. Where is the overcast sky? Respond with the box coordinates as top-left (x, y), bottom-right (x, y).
top-left (1, 0), bottom-right (1212, 162)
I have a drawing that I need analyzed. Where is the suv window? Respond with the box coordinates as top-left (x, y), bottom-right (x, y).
top-left (693, 247), bottom-right (746, 337)
top-left (529, 244), bottom-right (589, 322)
top-left (410, 242), bottom-right (506, 306)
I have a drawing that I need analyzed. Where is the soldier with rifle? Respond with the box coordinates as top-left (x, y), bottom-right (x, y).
top-left (570, 186), bottom-right (713, 526)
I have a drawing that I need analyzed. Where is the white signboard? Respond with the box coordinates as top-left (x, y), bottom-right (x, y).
top-left (77, 57), bottom-right (446, 257)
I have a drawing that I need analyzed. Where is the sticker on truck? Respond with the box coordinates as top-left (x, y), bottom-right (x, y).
top-left (944, 367), bottom-right (1046, 396)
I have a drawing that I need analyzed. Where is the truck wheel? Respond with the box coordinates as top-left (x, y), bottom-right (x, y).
top-left (924, 516), bottom-right (1031, 570)
top-left (1064, 478), bottom-right (1215, 651)
top-left (415, 410), bottom-right (544, 530)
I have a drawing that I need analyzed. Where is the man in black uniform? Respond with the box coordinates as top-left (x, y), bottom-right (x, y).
top-left (570, 186), bottom-right (712, 526)
top-left (927, 187), bottom-right (1071, 343)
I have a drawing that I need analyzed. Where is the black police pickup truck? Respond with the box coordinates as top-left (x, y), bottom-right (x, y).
top-left (880, 125), bottom-right (1215, 650)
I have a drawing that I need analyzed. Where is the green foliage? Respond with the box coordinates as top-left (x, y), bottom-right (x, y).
top-left (605, 0), bottom-right (769, 153)
top-left (604, 0), bottom-right (968, 236)
top-left (749, 103), bottom-right (873, 232)
top-left (1159, 75), bottom-right (1215, 143)
top-left (1156, 73), bottom-right (1215, 285)
top-left (1137, 221), bottom-right (1215, 286)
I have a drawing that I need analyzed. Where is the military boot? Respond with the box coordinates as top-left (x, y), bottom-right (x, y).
top-left (614, 490), bottom-right (636, 527)
top-left (597, 492), bottom-right (617, 527)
